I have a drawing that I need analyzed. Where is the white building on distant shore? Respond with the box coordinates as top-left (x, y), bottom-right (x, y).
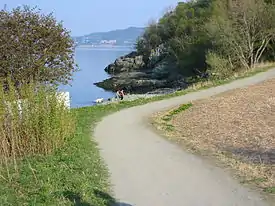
top-left (100, 40), bottom-right (117, 44)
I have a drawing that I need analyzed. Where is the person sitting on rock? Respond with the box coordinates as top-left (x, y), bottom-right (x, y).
top-left (116, 89), bottom-right (125, 100)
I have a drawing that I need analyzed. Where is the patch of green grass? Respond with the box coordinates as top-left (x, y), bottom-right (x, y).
top-left (160, 103), bottom-right (192, 132)
top-left (0, 100), bottom-right (166, 205)
top-left (162, 103), bottom-right (193, 122)
top-left (0, 65), bottom-right (273, 205)
top-left (264, 187), bottom-right (275, 194)
top-left (164, 123), bottom-right (175, 132)
top-left (0, 106), bottom-right (118, 205)
top-left (241, 177), bottom-right (268, 184)
top-left (242, 178), bottom-right (275, 193)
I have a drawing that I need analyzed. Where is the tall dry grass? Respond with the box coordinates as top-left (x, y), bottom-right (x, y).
top-left (0, 80), bottom-right (75, 180)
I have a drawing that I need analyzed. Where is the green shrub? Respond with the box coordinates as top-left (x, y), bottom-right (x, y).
top-left (0, 80), bottom-right (75, 180)
top-left (206, 51), bottom-right (233, 79)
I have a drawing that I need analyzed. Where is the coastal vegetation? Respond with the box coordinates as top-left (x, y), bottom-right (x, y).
top-left (0, 6), bottom-right (78, 86)
top-left (0, 65), bottom-right (272, 205)
top-left (96, 0), bottom-right (275, 93)
top-left (0, 6), bottom-right (84, 205)
top-left (0, 0), bottom-right (275, 205)
top-left (136, 0), bottom-right (275, 79)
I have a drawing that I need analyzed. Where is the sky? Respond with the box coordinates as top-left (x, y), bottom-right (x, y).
top-left (1, 0), bottom-right (181, 36)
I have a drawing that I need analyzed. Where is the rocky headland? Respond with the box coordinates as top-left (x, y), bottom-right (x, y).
top-left (94, 51), bottom-right (188, 94)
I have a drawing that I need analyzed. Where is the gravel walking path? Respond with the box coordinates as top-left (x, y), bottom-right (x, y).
top-left (95, 69), bottom-right (275, 206)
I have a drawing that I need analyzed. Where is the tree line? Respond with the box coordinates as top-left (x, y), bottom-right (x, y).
top-left (136, 0), bottom-right (275, 79)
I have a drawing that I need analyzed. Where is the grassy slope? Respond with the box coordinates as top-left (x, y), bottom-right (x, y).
top-left (0, 107), bottom-right (114, 205)
top-left (0, 65), bottom-right (274, 205)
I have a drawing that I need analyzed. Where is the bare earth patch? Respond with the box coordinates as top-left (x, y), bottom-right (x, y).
top-left (153, 78), bottom-right (275, 193)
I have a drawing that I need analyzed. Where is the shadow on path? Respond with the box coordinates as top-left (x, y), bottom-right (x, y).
top-left (63, 190), bottom-right (132, 206)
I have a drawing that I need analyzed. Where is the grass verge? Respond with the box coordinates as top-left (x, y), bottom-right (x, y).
top-left (160, 103), bottom-right (192, 132)
top-left (0, 65), bottom-right (274, 205)
top-left (0, 106), bottom-right (115, 205)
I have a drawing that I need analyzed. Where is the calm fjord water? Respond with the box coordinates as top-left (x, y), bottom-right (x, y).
top-left (60, 47), bottom-right (133, 108)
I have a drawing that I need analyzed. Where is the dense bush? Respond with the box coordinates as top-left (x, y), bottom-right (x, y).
top-left (205, 51), bottom-right (233, 79)
top-left (0, 80), bottom-right (75, 179)
top-left (136, 0), bottom-right (275, 79)
top-left (0, 6), bottom-right (78, 86)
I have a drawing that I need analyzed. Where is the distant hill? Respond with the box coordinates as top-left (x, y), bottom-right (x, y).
top-left (73, 27), bottom-right (145, 47)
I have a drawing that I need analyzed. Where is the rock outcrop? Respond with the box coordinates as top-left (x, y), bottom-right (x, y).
top-left (104, 51), bottom-right (145, 74)
top-left (95, 51), bottom-right (188, 94)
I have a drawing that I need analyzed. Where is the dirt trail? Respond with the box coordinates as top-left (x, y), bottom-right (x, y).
top-left (95, 69), bottom-right (275, 206)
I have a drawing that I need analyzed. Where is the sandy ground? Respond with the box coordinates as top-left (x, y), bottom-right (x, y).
top-left (95, 68), bottom-right (275, 206)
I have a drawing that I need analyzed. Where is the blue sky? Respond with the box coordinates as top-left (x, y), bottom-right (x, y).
top-left (1, 0), bottom-right (181, 36)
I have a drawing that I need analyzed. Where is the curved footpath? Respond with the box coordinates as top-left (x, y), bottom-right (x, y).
top-left (95, 69), bottom-right (275, 206)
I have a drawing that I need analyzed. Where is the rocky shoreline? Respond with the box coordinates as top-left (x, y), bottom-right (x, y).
top-left (98, 88), bottom-right (178, 105)
top-left (94, 51), bottom-right (188, 94)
